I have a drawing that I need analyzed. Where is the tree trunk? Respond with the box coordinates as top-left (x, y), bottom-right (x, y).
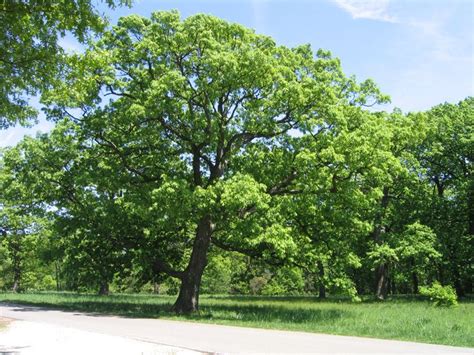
top-left (317, 262), bottom-right (326, 299)
top-left (452, 267), bottom-right (465, 297)
top-left (373, 187), bottom-right (390, 300)
top-left (11, 238), bottom-right (21, 293)
top-left (172, 215), bottom-right (213, 314)
top-left (12, 279), bottom-right (20, 293)
top-left (375, 263), bottom-right (388, 300)
top-left (55, 262), bottom-right (61, 291)
top-left (412, 271), bottom-right (419, 294)
top-left (467, 178), bottom-right (473, 235)
top-left (411, 258), bottom-right (419, 294)
top-left (390, 277), bottom-right (396, 295)
top-left (98, 281), bottom-right (109, 296)
top-left (153, 282), bottom-right (160, 294)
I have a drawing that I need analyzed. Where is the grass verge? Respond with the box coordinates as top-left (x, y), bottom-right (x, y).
top-left (0, 292), bottom-right (472, 347)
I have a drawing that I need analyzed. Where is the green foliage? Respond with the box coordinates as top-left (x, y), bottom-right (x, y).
top-left (420, 282), bottom-right (458, 307)
top-left (367, 244), bottom-right (399, 268)
top-left (0, 0), bottom-right (131, 128)
top-left (0, 7), bottom-right (471, 313)
top-left (261, 267), bottom-right (305, 296)
top-left (201, 254), bottom-right (233, 294)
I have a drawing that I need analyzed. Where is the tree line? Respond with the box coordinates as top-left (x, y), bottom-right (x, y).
top-left (0, 7), bottom-right (472, 313)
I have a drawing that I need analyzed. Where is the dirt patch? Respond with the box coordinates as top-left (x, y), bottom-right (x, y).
top-left (0, 317), bottom-right (13, 330)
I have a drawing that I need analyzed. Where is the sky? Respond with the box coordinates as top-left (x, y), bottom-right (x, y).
top-left (1, 0), bottom-right (473, 147)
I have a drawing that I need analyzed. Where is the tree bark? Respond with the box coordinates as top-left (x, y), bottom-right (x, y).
top-left (317, 262), bottom-right (326, 299)
top-left (375, 263), bottom-right (388, 300)
top-left (172, 215), bottom-right (213, 313)
top-left (410, 258), bottom-right (419, 294)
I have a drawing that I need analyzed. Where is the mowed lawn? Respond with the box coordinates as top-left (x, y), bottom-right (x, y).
top-left (0, 292), bottom-right (472, 347)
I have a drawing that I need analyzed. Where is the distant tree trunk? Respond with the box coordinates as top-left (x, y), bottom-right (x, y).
top-left (411, 258), bottom-right (419, 294)
top-left (12, 278), bottom-right (20, 293)
top-left (375, 263), bottom-right (388, 300)
top-left (390, 277), bottom-right (396, 295)
top-left (153, 282), bottom-right (160, 294)
top-left (452, 267), bottom-right (465, 297)
top-left (373, 187), bottom-right (390, 300)
top-left (10, 236), bottom-right (22, 293)
top-left (55, 262), bottom-right (61, 291)
top-left (172, 215), bottom-right (213, 314)
top-left (412, 272), bottom-right (419, 294)
top-left (98, 281), bottom-right (109, 296)
top-left (317, 262), bottom-right (326, 299)
top-left (468, 178), bottom-right (474, 236)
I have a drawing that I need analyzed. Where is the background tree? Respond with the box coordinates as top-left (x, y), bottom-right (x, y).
top-left (416, 97), bottom-right (473, 296)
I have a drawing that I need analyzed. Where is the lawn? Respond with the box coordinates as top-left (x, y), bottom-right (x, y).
top-left (0, 292), bottom-right (472, 347)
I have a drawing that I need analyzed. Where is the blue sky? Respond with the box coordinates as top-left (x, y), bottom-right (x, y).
top-left (1, 0), bottom-right (472, 147)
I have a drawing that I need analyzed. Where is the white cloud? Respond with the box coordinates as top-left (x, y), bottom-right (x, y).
top-left (0, 119), bottom-right (55, 148)
top-left (332, 0), bottom-right (397, 23)
top-left (58, 37), bottom-right (83, 54)
top-left (407, 18), bottom-right (471, 63)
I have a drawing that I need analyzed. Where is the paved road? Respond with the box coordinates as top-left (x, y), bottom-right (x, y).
top-left (0, 303), bottom-right (472, 354)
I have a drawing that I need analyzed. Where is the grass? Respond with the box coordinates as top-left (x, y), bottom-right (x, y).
top-left (0, 292), bottom-right (472, 347)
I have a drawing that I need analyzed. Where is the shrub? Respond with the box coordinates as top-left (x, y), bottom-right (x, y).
top-left (249, 276), bottom-right (269, 294)
top-left (420, 282), bottom-right (458, 307)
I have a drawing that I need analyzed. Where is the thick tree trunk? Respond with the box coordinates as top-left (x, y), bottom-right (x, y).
top-left (172, 215), bottom-right (213, 314)
top-left (317, 262), bottom-right (326, 299)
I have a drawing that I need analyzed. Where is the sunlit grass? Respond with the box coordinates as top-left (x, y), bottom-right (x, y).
top-left (0, 292), bottom-right (472, 347)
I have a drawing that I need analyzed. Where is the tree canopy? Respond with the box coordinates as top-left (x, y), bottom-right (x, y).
top-left (0, 0), bottom-right (131, 128)
top-left (0, 10), bottom-right (472, 313)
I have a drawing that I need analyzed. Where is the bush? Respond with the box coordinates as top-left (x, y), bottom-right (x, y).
top-left (420, 282), bottom-right (458, 307)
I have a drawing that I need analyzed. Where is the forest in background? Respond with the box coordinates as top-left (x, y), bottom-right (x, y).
top-left (0, 3), bottom-right (472, 314)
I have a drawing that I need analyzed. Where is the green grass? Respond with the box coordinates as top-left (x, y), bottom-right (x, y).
top-left (0, 292), bottom-right (472, 347)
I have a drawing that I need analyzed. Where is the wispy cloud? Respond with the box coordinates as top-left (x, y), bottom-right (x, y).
top-left (251, 0), bottom-right (266, 31)
top-left (0, 119), bottom-right (55, 148)
top-left (332, 0), bottom-right (397, 23)
top-left (407, 17), bottom-right (471, 63)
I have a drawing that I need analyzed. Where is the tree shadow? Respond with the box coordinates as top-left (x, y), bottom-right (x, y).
top-left (2, 297), bottom-right (348, 325)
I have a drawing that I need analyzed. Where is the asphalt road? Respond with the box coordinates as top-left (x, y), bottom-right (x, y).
top-left (0, 303), bottom-right (472, 354)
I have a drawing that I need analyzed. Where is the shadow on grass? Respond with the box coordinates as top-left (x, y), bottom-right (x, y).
top-left (2, 298), bottom-right (347, 325)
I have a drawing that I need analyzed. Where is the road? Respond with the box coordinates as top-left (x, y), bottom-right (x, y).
top-left (0, 303), bottom-right (472, 354)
